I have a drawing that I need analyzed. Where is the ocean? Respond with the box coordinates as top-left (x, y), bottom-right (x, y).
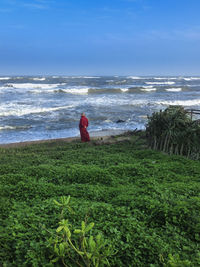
top-left (0, 75), bottom-right (200, 144)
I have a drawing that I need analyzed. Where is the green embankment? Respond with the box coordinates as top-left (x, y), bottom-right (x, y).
top-left (0, 133), bottom-right (199, 266)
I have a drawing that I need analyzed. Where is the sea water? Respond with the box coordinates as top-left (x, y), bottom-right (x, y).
top-left (0, 75), bottom-right (200, 144)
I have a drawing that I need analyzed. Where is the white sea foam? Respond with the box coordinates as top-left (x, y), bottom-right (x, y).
top-left (183, 77), bottom-right (200, 81)
top-left (59, 88), bottom-right (89, 94)
top-left (31, 77), bottom-right (46, 81)
top-left (120, 88), bottom-right (129, 92)
top-left (146, 81), bottom-right (175, 85)
top-left (139, 115), bottom-right (148, 118)
top-left (165, 88), bottom-right (182, 92)
top-left (127, 76), bottom-right (141, 79)
top-left (66, 76), bottom-right (100, 79)
top-left (142, 85), bottom-right (154, 89)
top-left (157, 99), bottom-right (200, 106)
top-left (141, 88), bottom-right (157, 92)
top-left (183, 78), bottom-right (192, 81)
top-left (0, 77), bottom-right (11, 80)
top-left (115, 80), bottom-right (127, 84)
top-left (4, 83), bottom-right (65, 89)
top-left (0, 125), bottom-right (31, 131)
top-left (0, 125), bottom-right (18, 130)
top-left (86, 97), bottom-right (149, 107)
top-left (82, 76), bottom-right (100, 79)
top-left (30, 89), bottom-right (56, 94)
top-left (0, 105), bottom-right (74, 117)
top-left (154, 77), bottom-right (177, 80)
top-left (29, 86), bottom-right (90, 94)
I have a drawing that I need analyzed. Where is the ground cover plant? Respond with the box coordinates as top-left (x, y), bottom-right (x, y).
top-left (0, 132), bottom-right (199, 266)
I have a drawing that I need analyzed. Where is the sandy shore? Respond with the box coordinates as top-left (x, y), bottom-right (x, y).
top-left (0, 129), bottom-right (130, 148)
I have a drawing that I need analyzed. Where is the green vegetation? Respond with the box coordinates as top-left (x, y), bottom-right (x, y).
top-left (146, 106), bottom-right (200, 159)
top-left (0, 132), bottom-right (199, 266)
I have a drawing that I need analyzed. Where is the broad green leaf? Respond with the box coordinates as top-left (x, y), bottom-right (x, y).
top-left (66, 195), bottom-right (70, 205)
top-left (64, 226), bottom-right (71, 238)
top-left (81, 221), bottom-right (85, 231)
top-left (51, 257), bottom-right (59, 263)
top-left (74, 229), bottom-right (82, 234)
top-left (56, 226), bottom-right (64, 233)
top-left (85, 222), bottom-right (94, 232)
top-left (53, 200), bottom-right (61, 206)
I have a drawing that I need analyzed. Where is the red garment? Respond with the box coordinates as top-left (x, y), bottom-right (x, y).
top-left (79, 115), bottom-right (90, 142)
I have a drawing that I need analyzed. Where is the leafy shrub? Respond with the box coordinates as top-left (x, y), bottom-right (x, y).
top-left (146, 105), bottom-right (200, 159)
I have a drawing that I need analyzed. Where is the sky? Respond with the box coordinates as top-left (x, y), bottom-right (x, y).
top-left (0, 0), bottom-right (200, 76)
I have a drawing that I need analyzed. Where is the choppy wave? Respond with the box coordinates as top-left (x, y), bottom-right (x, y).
top-left (141, 88), bottom-right (157, 92)
top-left (158, 99), bottom-right (200, 106)
top-left (82, 76), bottom-right (100, 79)
top-left (142, 85), bottom-right (154, 89)
top-left (120, 88), bottom-right (129, 92)
top-left (31, 77), bottom-right (46, 81)
top-left (0, 105), bottom-right (74, 117)
top-left (64, 76), bottom-right (100, 79)
top-left (127, 76), bottom-right (141, 79)
top-left (146, 81), bottom-right (175, 85)
top-left (56, 88), bottom-right (89, 94)
top-left (153, 77), bottom-right (177, 80)
top-left (114, 80), bottom-right (127, 84)
top-left (183, 77), bottom-right (200, 81)
top-left (165, 88), bottom-right (182, 92)
top-left (0, 125), bottom-right (31, 131)
top-left (0, 77), bottom-right (11, 80)
top-left (4, 83), bottom-right (66, 89)
top-left (29, 87), bottom-right (131, 95)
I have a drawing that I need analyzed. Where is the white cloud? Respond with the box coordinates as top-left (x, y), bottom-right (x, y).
top-left (4, 0), bottom-right (52, 10)
top-left (22, 3), bottom-right (48, 9)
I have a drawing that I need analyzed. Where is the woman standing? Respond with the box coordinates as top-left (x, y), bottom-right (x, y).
top-left (79, 112), bottom-right (90, 142)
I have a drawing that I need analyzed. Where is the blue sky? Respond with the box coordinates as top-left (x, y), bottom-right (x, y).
top-left (0, 0), bottom-right (200, 75)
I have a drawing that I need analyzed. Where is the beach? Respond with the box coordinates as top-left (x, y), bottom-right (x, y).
top-left (0, 129), bottom-right (130, 148)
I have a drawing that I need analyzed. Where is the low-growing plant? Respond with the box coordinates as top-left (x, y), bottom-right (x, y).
top-left (48, 196), bottom-right (114, 267)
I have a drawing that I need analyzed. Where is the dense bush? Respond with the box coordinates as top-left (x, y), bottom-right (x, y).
top-left (0, 134), bottom-right (199, 266)
top-left (146, 105), bottom-right (200, 159)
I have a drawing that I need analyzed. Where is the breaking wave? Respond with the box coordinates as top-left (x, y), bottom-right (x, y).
top-left (141, 88), bottom-right (157, 92)
top-left (4, 83), bottom-right (66, 89)
top-left (158, 99), bottom-right (200, 106)
top-left (146, 81), bottom-right (175, 85)
top-left (27, 87), bottom-right (132, 95)
top-left (0, 105), bottom-right (74, 117)
top-left (153, 77), bottom-right (177, 80)
top-left (0, 77), bottom-right (11, 80)
top-left (165, 88), bottom-right (182, 92)
top-left (183, 77), bottom-right (200, 81)
top-left (0, 125), bottom-right (31, 131)
top-left (127, 76), bottom-right (141, 79)
top-left (30, 77), bottom-right (46, 81)
top-left (63, 76), bottom-right (100, 79)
